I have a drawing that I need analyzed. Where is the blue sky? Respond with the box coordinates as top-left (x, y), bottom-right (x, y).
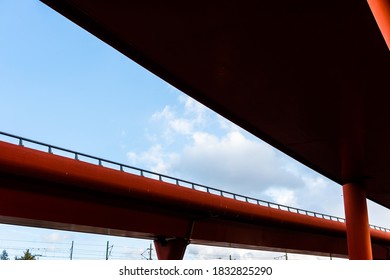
top-left (0, 0), bottom-right (389, 260)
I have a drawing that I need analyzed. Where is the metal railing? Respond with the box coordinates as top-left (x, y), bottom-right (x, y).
top-left (1, 131), bottom-right (389, 233)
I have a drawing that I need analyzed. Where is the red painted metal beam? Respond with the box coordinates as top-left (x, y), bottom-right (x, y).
top-left (368, 0), bottom-right (390, 50)
top-left (0, 141), bottom-right (390, 258)
top-left (343, 183), bottom-right (373, 259)
top-left (0, 141), bottom-right (346, 233)
top-left (154, 238), bottom-right (188, 260)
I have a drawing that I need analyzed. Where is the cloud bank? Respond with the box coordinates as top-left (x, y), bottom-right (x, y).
top-left (127, 92), bottom-right (344, 215)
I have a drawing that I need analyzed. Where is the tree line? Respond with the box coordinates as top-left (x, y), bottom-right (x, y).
top-left (1, 249), bottom-right (36, 260)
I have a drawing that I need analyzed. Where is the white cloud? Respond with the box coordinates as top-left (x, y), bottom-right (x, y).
top-left (180, 94), bottom-right (206, 120)
top-left (170, 118), bottom-right (193, 135)
top-left (129, 94), bottom-right (323, 207)
top-left (302, 175), bottom-right (328, 193)
top-left (173, 130), bottom-right (303, 196)
top-left (42, 232), bottom-right (71, 243)
top-left (127, 144), bottom-right (178, 174)
top-left (126, 93), bottom-right (390, 230)
top-left (368, 200), bottom-right (390, 228)
top-left (152, 105), bottom-right (172, 119)
top-left (127, 151), bottom-right (138, 163)
top-left (264, 187), bottom-right (297, 207)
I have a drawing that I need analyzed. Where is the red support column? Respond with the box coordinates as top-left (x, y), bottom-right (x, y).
top-left (342, 183), bottom-right (373, 260)
top-left (154, 238), bottom-right (188, 260)
top-left (368, 0), bottom-right (390, 50)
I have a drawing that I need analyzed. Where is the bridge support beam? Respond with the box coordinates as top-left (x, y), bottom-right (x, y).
top-left (154, 238), bottom-right (188, 260)
top-left (342, 183), bottom-right (373, 260)
top-left (368, 0), bottom-right (390, 50)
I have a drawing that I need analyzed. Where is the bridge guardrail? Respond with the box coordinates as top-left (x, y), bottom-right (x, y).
top-left (1, 131), bottom-right (389, 233)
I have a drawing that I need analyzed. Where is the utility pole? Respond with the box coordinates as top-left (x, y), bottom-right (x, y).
top-left (274, 251), bottom-right (288, 260)
top-left (70, 241), bottom-right (74, 260)
top-left (141, 242), bottom-right (153, 260)
top-left (106, 241), bottom-right (114, 260)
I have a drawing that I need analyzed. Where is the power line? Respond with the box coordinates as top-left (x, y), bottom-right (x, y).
top-left (0, 238), bottom-right (71, 245)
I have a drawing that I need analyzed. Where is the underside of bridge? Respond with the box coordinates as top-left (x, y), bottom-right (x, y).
top-left (13, 0), bottom-right (389, 259)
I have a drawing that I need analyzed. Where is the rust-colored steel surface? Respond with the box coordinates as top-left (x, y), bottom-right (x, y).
top-left (154, 238), bottom-right (188, 260)
top-left (368, 0), bottom-right (390, 49)
top-left (1, 141), bottom-right (390, 259)
top-left (343, 183), bottom-right (373, 260)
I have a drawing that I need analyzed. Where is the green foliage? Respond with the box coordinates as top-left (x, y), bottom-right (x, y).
top-left (15, 249), bottom-right (36, 260)
top-left (1, 250), bottom-right (9, 260)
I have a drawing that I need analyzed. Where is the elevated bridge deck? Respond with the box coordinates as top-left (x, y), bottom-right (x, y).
top-left (0, 132), bottom-right (390, 259)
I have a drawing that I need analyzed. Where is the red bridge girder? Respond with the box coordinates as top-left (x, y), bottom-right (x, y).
top-left (0, 140), bottom-right (390, 259)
